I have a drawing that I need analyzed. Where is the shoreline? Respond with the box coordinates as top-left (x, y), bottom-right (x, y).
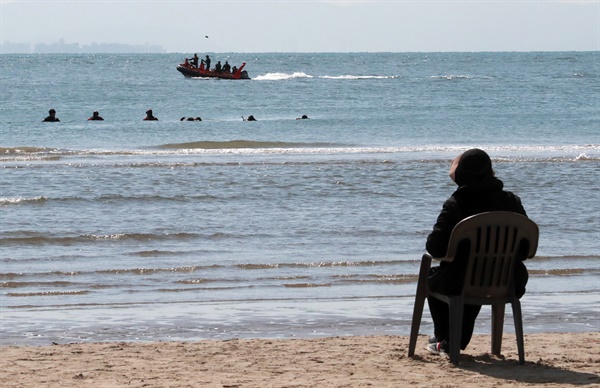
top-left (3, 290), bottom-right (598, 347)
top-left (1, 332), bottom-right (598, 387)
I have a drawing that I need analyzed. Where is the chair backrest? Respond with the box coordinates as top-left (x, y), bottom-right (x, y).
top-left (445, 211), bottom-right (539, 303)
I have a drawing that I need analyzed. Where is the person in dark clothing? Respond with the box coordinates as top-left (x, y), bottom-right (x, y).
top-left (144, 109), bottom-right (158, 121)
top-left (188, 53), bottom-right (199, 68)
top-left (43, 109), bottom-right (60, 122)
top-left (214, 61), bottom-right (222, 73)
top-left (425, 149), bottom-right (529, 355)
top-left (88, 111), bottom-right (104, 121)
top-left (205, 55), bottom-right (211, 71)
top-left (222, 61), bottom-right (231, 73)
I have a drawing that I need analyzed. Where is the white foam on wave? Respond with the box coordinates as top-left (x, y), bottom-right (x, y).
top-left (1, 145), bottom-right (598, 162)
top-left (60, 144), bottom-right (600, 157)
top-left (430, 75), bottom-right (471, 80)
top-left (320, 75), bottom-right (397, 80)
top-left (254, 72), bottom-right (313, 81)
top-left (0, 196), bottom-right (47, 205)
top-left (254, 73), bottom-right (397, 81)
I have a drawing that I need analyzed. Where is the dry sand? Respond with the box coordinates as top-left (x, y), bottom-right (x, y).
top-left (1, 332), bottom-right (598, 387)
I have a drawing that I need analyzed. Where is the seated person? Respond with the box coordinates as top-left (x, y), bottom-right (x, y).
top-left (188, 53), bottom-right (199, 68)
top-left (222, 61), bottom-right (231, 73)
top-left (425, 149), bottom-right (529, 355)
top-left (43, 109), bottom-right (60, 122)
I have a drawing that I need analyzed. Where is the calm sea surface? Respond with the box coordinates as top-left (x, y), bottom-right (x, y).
top-left (1, 52), bottom-right (598, 346)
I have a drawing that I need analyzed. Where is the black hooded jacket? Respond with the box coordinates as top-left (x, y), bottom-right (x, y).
top-left (426, 177), bottom-right (526, 258)
top-left (425, 150), bottom-right (528, 296)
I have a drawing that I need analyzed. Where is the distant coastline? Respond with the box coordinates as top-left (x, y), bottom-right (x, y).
top-left (0, 39), bottom-right (165, 54)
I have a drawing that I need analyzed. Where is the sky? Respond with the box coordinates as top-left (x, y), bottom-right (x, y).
top-left (0, 0), bottom-right (598, 52)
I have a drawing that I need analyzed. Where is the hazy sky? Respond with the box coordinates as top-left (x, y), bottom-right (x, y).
top-left (1, 0), bottom-right (598, 52)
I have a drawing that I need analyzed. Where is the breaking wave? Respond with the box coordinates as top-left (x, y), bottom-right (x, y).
top-left (159, 140), bottom-right (336, 149)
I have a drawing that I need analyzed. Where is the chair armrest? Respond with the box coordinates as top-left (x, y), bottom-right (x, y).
top-left (421, 253), bottom-right (433, 267)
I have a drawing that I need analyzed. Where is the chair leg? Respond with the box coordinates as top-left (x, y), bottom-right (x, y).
top-left (511, 299), bottom-right (525, 365)
top-left (408, 291), bottom-right (425, 357)
top-left (448, 296), bottom-right (464, 365)
top-left (408, 254), bottom-right (432, 357)
top-left (491, 303), bottom-right (506, 356)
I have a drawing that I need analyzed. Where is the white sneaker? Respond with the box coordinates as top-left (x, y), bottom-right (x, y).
top-left (426, 341), bottom-right (448, 355)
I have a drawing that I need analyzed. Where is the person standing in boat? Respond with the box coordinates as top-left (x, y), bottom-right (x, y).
top-left (205, 55), bottom-right (211, 71)
top-left (42, 109), bottom-right (60, 122)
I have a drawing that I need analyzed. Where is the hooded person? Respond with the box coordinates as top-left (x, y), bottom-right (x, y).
top-left (424, 148), bottom-right (529, 355)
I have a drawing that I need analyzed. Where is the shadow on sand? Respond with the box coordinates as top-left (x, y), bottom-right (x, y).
top-left (456, 353), bottom-right (599, 386)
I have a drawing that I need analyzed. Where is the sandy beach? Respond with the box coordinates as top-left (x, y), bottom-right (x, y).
top-left (1, 332), bottom-right (598, 387)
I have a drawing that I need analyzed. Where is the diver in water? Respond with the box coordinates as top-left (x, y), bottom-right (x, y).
top-left (88, 111), bottom-right (104, 121)
top-left (144, 109), bottom-right (158, 121)
top-left (43, 109), bottom-right (60, 122)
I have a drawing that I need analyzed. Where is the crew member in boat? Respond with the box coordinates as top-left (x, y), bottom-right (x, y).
top-left (215, 61), bottom-right (222, 73)
top-left (205, 55), bottom-right (211, 71)
top-left (188, 53), bottom-right (199, 68)
top-left (88, 111), bottom-right (104, 121)
top-left (231, 65), bottom-right (237, 74)
top-left (223, 61), bottom-right (231, 73)
top-left (43, 108), bottom-right (60, 122)
top-left (144, 109), bottom-right (158, 121)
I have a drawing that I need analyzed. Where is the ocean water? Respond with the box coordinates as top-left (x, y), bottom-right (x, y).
top-left (1, 52), bottom-right (598, 346)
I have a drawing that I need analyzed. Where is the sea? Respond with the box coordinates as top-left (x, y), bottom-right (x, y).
top-left (0, 52), bottom-right (598, 346)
